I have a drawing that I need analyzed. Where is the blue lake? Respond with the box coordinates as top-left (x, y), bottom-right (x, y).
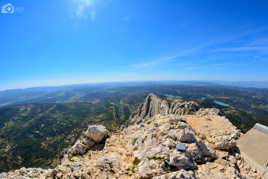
top-left (201, 97), bottom-right (206, 100)
top-left (164, 94), bottom-right (182, 99)
top-left (214, 100), bottom-right (229, 107)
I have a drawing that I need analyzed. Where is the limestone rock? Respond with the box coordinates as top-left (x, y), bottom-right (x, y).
top-left (0, 167), bottom-right (54, 179)
top-left (176, 127), bottom-right (196, 143)
top-left (138, 159), bottom-right (165, 178)
top-left (68, 137), bottom-right (95, 155)
top-left (188, 111), bottom-right (241, 150)
top-left (129, 114), bottom-right (219, 178)
top-left (169, 150), bottom-right (196, 170)
top-left (96, 153), bottom-right (121, 173)
top-left (196, 108), bottom-right (220, 116)
top-left (129, 93), bottom-right (199, 124)
top-left (153, 170), bottom-right (196, 179)
top-left (68, 125), bottom-right (108, 156)
top-left (195, 139), bottom-right (217, 161)
top-left (85, 125), bottom-right (108, 143)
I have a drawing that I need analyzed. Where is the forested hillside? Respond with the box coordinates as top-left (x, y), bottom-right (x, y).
top-left (1, 82), bottom-right (268, 172)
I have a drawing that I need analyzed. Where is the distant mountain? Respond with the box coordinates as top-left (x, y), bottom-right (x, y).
top-left (211, 81), bottom-right (268, 89)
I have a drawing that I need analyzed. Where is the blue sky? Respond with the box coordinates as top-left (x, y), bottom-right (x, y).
top-left (1, 0), bottom-right (268, 90)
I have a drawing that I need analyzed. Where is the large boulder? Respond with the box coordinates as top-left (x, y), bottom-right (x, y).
top-left (85, 125), bottom-right (108, 143)
top-left (68, 125), bottom-right (108, 156)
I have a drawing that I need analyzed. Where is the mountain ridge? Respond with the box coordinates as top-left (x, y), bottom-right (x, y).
top-left (0, 94), bottom-right (263, 178)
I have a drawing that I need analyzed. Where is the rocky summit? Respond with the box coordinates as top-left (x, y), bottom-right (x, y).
top-left (0, 94), bottom-right (262, 179)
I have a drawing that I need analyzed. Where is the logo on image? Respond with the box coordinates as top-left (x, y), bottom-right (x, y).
top-left (1, 3), bottom-right (15, 14)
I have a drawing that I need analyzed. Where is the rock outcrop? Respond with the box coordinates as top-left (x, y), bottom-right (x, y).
top-left (153, 170), bottom-right (196, 179)
top-left (0, 94), bottom-right (262, 179)
top-left (130, 114), bottom-right (216, 178)
top-left (193, 108), bottom-right (241, 150)
top-left (129, 93), bottom-right (199, 124)
top-left (68, 125), bottom-right (108, 155)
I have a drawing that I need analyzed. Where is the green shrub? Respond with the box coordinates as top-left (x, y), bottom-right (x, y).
top-left (132, 138), bottom-right (138, 145)
top-left (131, 158), bottom-right (141, 173)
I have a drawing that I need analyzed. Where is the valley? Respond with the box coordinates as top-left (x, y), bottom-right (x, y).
top-left (0, 82), bottom-right (268, 172)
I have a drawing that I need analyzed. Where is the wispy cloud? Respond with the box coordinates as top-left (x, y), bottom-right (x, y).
top-left (213, 27), bottom-right (268, 53)
top-left (214, 46), bottom-right (268, 52)
top-left (184, 63), bottom-right (232, 71)
top-left (131, 56), bottom-right (177, 69)
top-left (248, 38), bottom-right (268, 46)
top-left (74, 0), bottom-right (96, 20)
top-left (131, 26), bottom-right (268, 70)
top-left (131, 41), bottom-right (217, 69)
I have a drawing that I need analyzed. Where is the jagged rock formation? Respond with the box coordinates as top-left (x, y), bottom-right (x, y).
top-left (129, 93), bottom-right (199, 124)
top-left (0, 94), bottom-right (262, 179)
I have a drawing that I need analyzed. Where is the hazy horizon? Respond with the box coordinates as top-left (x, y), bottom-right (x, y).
top-left (2, 79), bottom-right (268, 91)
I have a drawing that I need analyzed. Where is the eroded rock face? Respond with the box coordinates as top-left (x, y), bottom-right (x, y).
top-left (129, 93), bottom-right (199, 124)
top-left (0, 94), bottom-right (262, 179)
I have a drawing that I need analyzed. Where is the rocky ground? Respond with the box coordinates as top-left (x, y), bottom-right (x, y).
top-left (0, 94), bottom-right (262, 179)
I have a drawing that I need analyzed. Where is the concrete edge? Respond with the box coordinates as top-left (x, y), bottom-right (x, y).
top-left (253, 123), bottom-right (268, 134)
top-left (240, 151), bottom-right (267, 178)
